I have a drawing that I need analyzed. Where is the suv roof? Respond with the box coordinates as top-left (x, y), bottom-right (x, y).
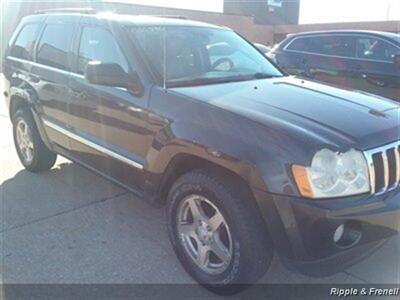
top-left (28, 11), bottom-right (226, 29)
top-left (287, 30), bottom-right (400, 44)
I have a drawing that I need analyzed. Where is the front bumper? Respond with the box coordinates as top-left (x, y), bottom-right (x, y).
top-left (253, 187), bottom-right (400, 276)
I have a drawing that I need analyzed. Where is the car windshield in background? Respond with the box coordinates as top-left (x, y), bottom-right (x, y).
top-left (129, 26), bottom-right (283, 87)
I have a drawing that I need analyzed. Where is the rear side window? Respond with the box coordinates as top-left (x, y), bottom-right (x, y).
top-left (286, 35), bottom-right (355, 58)
top-left (356, 37), bottom-right (400, 62)
top-left (36, 24), bottom-right (74, 70)
top-left (10, 23), bottom-right (40, 60)
top-left (77, 27), bottom-right (128, 75)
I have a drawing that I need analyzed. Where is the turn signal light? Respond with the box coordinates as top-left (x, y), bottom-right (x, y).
top-left (292, 165), bottom-right (314, 198)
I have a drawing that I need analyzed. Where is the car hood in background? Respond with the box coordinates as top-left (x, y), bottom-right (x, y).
top-left (171, 76), bottom-right (400, 150)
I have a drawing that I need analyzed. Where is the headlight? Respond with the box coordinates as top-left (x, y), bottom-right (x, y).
top-left (292, 148), bottom-right (370, 199)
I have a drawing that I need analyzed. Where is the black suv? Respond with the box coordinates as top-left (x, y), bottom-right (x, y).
top-left (2, 12), bottom-right (400, 290)
top-left (268, 30), bottom-right (400, 101)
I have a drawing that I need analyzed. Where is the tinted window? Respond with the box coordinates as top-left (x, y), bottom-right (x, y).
top-left (356, 37), bottom-right (400, 62)
top-left (37, 24), bottom-right (74, 70)
top-left (10, 23), bottom-right (40, 60)
top-left (78, 27), bottom-right (128, 75)
top-left (287, 35), bottom-right (355, 57)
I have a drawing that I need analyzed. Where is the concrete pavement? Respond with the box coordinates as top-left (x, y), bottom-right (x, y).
top-left (0, 77), bottom-right (399, 285)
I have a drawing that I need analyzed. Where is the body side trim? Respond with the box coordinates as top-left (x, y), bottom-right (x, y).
top-left (42, 118), bottom-right (144, 170)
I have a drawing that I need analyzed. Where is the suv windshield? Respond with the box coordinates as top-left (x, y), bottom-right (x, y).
top-left (129, 26), bottom-right (283, 87)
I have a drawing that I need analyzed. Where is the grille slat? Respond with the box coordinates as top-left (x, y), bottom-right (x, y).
top-left (395, 146), bottom-right (400, 183)
top-left (381, 150), bottom-right (389, 190)
top-left (364, 141), bottom-right (400, 195)
top-left (387, 149), bottom-right (397, 186)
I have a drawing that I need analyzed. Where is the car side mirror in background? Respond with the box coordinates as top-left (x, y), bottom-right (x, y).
top-left (85, 61), bottom-right (143, 96)
top-left (393, 54), bottom-right (400, 68)
top-left (254, 43), bottom-right (271, 55)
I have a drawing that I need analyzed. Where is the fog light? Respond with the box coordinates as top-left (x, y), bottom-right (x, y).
top-left (333, 221), bottom-right (362, 249)
top-left (333, 224), bottom-right (345, 243)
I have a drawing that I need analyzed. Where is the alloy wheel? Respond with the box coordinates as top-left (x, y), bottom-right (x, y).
top-left (16, 119), bottom-right (34, 164)
top-left (176, 194), bottom-right (233, 274)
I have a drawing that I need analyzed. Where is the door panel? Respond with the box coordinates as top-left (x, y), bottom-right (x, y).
top-left (281, 35), bottom-right (358, 89)
top-left (33, 21), bottom-right (76, 149)
top-left (68, 25), bottom-right (150, 191)
top-left (351, 36), bottom-right (400, 101)
top-left (308, 55), bottom-right (356, 89)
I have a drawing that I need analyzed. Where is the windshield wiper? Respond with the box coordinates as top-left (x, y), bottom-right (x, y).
top-left (167, 73), bottom-right (282, 88)
top-left (252, 73), bottom-right (282, 79)
top-left (167, 76), bottom-right (251, 88)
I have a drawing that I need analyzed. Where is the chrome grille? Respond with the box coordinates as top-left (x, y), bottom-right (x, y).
top-left (364, 141), bottom-right (400, 195)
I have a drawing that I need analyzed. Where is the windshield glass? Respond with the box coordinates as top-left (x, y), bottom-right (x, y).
top-left (129, 26), bottom-right (283, 87)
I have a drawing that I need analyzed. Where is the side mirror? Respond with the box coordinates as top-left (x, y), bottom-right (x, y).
top-left (393, 54), bottom-right (400, 67)
top-left (85, 61), bottom-right (143, 96)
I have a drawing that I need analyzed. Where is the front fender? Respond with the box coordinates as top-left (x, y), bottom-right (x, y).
top-left (146, 124), bottom-right (267, 192)
top-left (146, 87), bottom-right (301, 196)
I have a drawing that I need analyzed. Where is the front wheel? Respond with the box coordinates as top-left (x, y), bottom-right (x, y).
top-left (166, 170), bottom-right (273, 293)
top-left (12, 108), bottom-right (57, 172)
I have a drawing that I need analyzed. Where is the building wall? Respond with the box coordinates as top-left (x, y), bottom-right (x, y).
top-left (1, 1), bottom-right (398, 65)
top-left (224, 0), bottom-right (300, 25)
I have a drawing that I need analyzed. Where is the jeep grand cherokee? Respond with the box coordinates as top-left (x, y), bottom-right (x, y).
top-left (2, 11), bottom-right (400, 291)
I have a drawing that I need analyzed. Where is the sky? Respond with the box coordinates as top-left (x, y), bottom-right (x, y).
top-left (112, 0), bottom-right (400, 24)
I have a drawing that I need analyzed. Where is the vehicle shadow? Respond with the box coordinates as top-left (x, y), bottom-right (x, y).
top-left (0, 161), bottom-right (126, 233)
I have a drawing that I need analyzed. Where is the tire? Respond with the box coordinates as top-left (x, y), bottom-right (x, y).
top-left (166, 169), bottom-right (273, 293)
top-left (12, 107), bottom-right (57, 172)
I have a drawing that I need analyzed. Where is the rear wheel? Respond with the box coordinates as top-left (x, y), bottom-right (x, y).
top-left (12, 108), bottom-right (57, 172)
top-left (166, 170), bottom-right (273, 293)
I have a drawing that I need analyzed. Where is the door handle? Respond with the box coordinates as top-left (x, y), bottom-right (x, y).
top-left (30, 74), bottom-right (41, 83)
top-left (70, 89), bottom-right (87, 100)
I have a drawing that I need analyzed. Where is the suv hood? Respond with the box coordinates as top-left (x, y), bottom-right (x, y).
top-left (171, 76), bottom-right (400, 150)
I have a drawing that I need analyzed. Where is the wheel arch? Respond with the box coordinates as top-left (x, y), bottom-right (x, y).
top-left (9, 94), bottom-right (29, 119)
top-left (9, 92), bottom-right (53, 150)
top-left (155, 152), bottom-right (266, 209)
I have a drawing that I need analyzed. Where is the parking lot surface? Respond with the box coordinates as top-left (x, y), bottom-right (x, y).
top-left (0, 76), bottom-right (399, 285)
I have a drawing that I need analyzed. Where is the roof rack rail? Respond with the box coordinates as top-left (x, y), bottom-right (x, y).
top-left (149, 15), bottom-right (188, 20)
top-left (35, 8), bottom-right (97, 15)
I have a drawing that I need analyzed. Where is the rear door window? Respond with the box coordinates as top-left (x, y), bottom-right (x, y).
top-left (356, 37), bottom-right (400, 62)
top-left (10, 23), bottom-right (40, 60)
top-left (77, 27), bottom-right (128, 75)
top-left (286, 35), bottom-right (355, 58)
top-left (36, 24), bottom-right (74, 70)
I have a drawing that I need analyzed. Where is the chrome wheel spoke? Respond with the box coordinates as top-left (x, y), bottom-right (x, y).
top-left (17, 126), bottom-right (24, 142)
top-left (187, 197), bottom-right (206, 221)
top-left (26, 140), bottom-right (34, 149)
top-left (210, 238), bottom-right (231, 265)
top-left (196, 245), bottom-right (210, 267)
top-left (25, 148), bottom-right (33, 161)
top-left (208, 211), bottom-right (224, 232)
top-left (178, 222), bottom-right (196, 238)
